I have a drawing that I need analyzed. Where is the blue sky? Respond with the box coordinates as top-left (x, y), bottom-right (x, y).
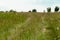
top-left (0, 0), bottom-right (60, 12)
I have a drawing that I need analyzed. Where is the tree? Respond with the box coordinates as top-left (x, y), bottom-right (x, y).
top-left (0, 11), bottom-right (4, 13)
top-left (47, 7), bottom-right (51, 12)
top-left (9, 10), bottom-right (14, 12)
top-left (32, 9), bottom-right (37, 12)
top-left (55, 6), bottom-right (59, 12)
top-left (5, 11), bottom-right (8, 13)
top-left (28, 10), bottom-right (31, 12)
top-left (9, 9), bottom-right (16, 13)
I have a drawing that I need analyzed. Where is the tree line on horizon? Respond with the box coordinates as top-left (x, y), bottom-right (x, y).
top-left (0, 6), bottom-right (60, 13)
top-left (29, 6), bottom-right (60, 12)
top-left (47, 6), bottom-right (59, 12)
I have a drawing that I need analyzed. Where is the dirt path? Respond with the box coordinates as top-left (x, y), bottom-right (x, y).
top-left (41, 15), bottom-right (46, 33)
top-left (7, 17), bottom-right (31, 40)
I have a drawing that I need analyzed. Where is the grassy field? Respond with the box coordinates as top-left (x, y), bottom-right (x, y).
top-left (0, 12), bottom-right (60, 40)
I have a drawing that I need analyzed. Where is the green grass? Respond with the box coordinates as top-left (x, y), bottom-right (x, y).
top-left (0, 12), bottom-right (60, 40)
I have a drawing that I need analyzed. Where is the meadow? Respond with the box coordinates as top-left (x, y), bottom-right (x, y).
top-left (0, 12), bottom-right (60, 40)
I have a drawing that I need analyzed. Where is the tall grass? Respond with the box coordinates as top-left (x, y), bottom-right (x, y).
top-left (0, 12), bottom-right (60, 40)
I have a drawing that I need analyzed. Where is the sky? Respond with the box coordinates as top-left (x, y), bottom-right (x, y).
top-left (0, 0), bottom-right (60, 12)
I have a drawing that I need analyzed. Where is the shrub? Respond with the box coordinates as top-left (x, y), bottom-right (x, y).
top-left (32, 9), bottom-right (37, 12)
top-left (9, 10), bottom-right (13, 12)
top-left (5, 11), bottom-right (8, 13)
top-left (9, 9), bottom-right (16, 13)
top-left (0, 11), bottom-right (4, 13)
top-left (55, 6), bottom-right (59, 12)
top-left (47, 7), bottom-right (51, 12)
top-left (28, 10), bottom-right (31, 12)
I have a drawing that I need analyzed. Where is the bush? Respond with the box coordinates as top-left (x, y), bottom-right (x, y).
top-left (9, 9), bottom-right (16, 13)
top-left (55, 6), bottom-right (59, 12)
top-left (0, 11), bottom-right (4, 13)
top-left (28, 10), bottom-right (31, 12)
top-left (9, 10), bottom-right (13, 12)
top-left (5, 11), bottom-right (8, 13)
top-left (32, 9), bottom-right (37, 12)
top-left (47, 7), bottom-right (51, 12)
